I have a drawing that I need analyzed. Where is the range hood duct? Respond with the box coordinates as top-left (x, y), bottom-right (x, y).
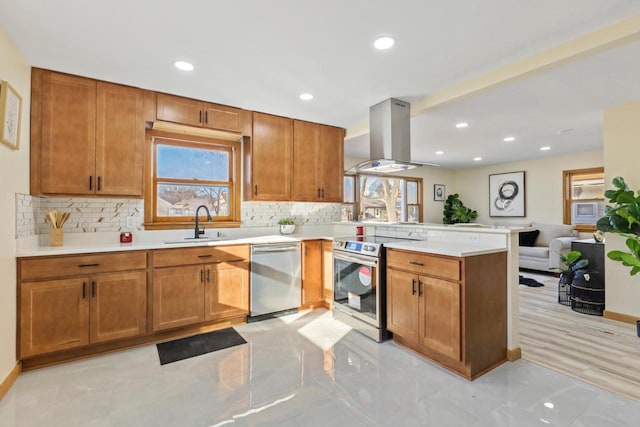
top-left (349, 98), bottom-right (432, 174)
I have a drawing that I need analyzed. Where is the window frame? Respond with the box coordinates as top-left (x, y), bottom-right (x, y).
top-left (342, 173), bottom-right (423, 223)
top-left (562, 167), bottom-right (605, 232)
top-left (144, 130), bottom-right (242, 230)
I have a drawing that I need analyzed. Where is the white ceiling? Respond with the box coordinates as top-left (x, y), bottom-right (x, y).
top-left (2, 1), bottom-right (640, 169)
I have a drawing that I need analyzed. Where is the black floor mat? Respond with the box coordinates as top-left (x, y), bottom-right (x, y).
top-left (519, 275), bottom-right (545, 287)
top-left (156, 328), bottom-right (247, 365)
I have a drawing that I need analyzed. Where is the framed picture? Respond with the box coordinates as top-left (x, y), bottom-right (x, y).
top-left (489, 171), bottom-right (525, 217)
top-left (0, 80), bottom-right (22, 150)
top-left (434, 184), bottom-right (445, 201)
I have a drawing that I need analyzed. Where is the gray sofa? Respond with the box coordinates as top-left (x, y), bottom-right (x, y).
top-left (519, 222), bottom-right (578, 272)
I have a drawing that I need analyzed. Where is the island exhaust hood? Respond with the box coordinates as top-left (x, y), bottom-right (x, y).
top-left (348, 98), bottom-right (436, 174)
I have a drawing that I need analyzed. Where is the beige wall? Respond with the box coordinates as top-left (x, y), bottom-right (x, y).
top-left (603, 100), bottom-right (640, 318)
top-left (452, 150), bottom-right (603, 226)
top-left (0, 27), bottom-right (30, 382)
top-left (344, 156), bottom-right (456, 223)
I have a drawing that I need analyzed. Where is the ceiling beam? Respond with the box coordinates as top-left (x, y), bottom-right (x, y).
top-left (345, 13), bottom-right (640, 141)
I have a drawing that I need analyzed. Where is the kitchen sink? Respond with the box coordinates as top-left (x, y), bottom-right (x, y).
top-left (163, 237), bottom-right (225, 244)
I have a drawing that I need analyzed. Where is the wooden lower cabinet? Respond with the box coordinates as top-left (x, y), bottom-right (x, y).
top-left (151, 246), bottom-right (250, 331)
top-left (205, 261), bottom-right (249, 321)
top-left (152, 265), bottom-right (205, 331)
top-left (387, 249), bottom-right (507, 380)
top-left (90, 271), bottom-right (147, 344)
top-left (20, 278), bottom-right (90, 358)
top-left (302, 240), bottom-right (323, 306)
top-left (322, 240), bottom-right (334, 307)
top-left (19, 270), bottom-right (147, 358)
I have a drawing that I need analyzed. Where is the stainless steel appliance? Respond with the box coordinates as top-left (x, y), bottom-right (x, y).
top-left (332, 235), bottom-right (417, 342)
top-left (250, 242), bottom-right (301, 319)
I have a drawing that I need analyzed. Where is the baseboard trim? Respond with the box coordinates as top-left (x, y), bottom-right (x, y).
top-left (603, 310), bottom-right (640, 324)
top-left (0, 362), bottom-right (21, 402)
top-left (507, 347), bottom-right (522, 361)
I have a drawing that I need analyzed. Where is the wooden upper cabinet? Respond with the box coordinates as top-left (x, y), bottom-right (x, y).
top-left (292, 120), bottom-right (344, 202)
top-left (35, 70), bottom-right (96, 195)
top-left (95, 82), bottom-right (145, 196)
top-left (156, 93), bottom-right (202, 127)
top-left (31, 69), bottom-right (145, 197)
top-left (156, 93), bottom-right (243, 133)
top-left (318, 125), bottom-right (344, 202)
top-left (293, 120), bottom-right (320, 201)
top-left (249, 112), bottom-right (293, 200)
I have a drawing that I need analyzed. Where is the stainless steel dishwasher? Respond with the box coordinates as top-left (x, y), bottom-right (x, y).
top-left (250, 242), bottom-right (301, 319)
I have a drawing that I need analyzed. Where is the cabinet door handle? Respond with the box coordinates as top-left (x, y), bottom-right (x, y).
top-left (254, 185), bottom-right (258, 196)
top-left (317, 188), bottom-right (321, 198)
top-left (411, 278), bottom-right (416, 295)
top-left (207, 269), bottom-right (211, 282)
top-left (418, 280), bottom-right (423, 297)
top-left (82, 282), bottom-right (86, 299)
top-left (321, 188), bottom-right (325, 199)
top-left (89, 176), bottom-right (92, 191)
top-left (97, 176), bottom-right (101, 191)
top-left (205, 111), bottom-right (208, 124)
top-left (91, 281), bottom-right (96, 298)
top-left (79, 263), bottom-right (100, 268)
top-left (409, 261), bottom-right (424, 267)
top-left (200, 269), bottom-right (204, 283)
top-left (199, 110), bottom-right (203, 123)
top-left (198, 254), bottom-right (213, 258)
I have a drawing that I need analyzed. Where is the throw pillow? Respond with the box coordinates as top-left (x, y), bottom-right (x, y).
top-left (519, 230), bottom-right (540, 247)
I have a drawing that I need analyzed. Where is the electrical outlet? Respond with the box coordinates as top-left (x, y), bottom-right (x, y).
top-left (126, 216), bottom-right (137, 229)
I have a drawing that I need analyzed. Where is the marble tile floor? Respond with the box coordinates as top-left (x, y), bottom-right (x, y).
top-left (1, 309), bottom-right (639, 427)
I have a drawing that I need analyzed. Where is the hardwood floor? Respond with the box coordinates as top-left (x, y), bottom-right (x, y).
top-left (519, 272), bottom-right (640, 401)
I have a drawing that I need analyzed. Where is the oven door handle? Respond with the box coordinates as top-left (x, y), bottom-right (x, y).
top-left (333, 253), bottom-right (378, 267)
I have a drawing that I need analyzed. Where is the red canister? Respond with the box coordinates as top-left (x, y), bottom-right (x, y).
top-left (356, 226), bottom-right (364, 236)
top-left (120, 232), bottom-right (133, 243)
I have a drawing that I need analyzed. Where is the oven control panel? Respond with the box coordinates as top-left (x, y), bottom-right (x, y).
top-left (333, 239), bottom-right (382, 256)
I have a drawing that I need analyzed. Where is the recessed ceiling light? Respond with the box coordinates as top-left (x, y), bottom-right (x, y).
top-left (174, 61), bottom-right (194, 71)
top-left (456, 122), bottom-right (468, 129)
top-left (373, 36), bottom-right (395, 50)
top-left (299, 93), bottom-right (314, 101)
top-left (503, 136), bottom-right (515, 142)
top-left (435, 151), bottom-right (444, 155)
top-left (540, 146), bottom-right (551, 151)
top-left (473, 157), bottom-right (482, 161)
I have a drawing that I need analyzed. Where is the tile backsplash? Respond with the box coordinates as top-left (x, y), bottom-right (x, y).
top-left (15, 194), bottom-right (341, 238)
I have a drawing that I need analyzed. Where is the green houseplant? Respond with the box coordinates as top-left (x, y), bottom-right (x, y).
top-left (596, 176), bottom-right (640, 276)
top-left (442, 194), bottom-right (478, 224)
top-left (278, 218), bottom-right (296, 235)
top-left (550, 250), bottom-right (589, 305)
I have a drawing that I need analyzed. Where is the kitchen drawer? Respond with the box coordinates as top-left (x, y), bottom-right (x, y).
top-left (387, 249), bottom-right (460, 281)
top-left (152, 244), bottom-right (249, 268)
top-left (20, 251), bottom-right (148, 281)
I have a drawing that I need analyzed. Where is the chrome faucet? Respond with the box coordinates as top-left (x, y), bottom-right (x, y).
top-left (194, 205), bottom-right (212, 239)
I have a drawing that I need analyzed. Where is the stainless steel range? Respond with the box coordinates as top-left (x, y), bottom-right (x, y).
top-left (332, 235), bottom-right (418, 342)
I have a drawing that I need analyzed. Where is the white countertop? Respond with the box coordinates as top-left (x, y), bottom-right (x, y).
top-left (384, 240), bottom-right (507, 257)
top-left (16, 232), bottom-right (342, 257)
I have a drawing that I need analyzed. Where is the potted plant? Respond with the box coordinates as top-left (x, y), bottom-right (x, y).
top-left (278, 218), bottom-right (296, 235)
top-left (550, 250), bottom-right (589, 306)
top-left (596, 176), bottom-right (640, 276)
top-left (442, 193), bottom-right (478, 224)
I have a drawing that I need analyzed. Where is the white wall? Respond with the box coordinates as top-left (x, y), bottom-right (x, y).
top-left (344, 156), bottom-right (455, 223)
top-left (603, 100), bottom-right (640, 318)
top-left (452, 150), bottom-right (603, 226)
top-left (0, 27), bottom-right (31, 381)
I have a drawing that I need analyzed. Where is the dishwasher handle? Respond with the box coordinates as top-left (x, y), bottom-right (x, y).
top-left (251, 244), bottom-right (300, 254)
